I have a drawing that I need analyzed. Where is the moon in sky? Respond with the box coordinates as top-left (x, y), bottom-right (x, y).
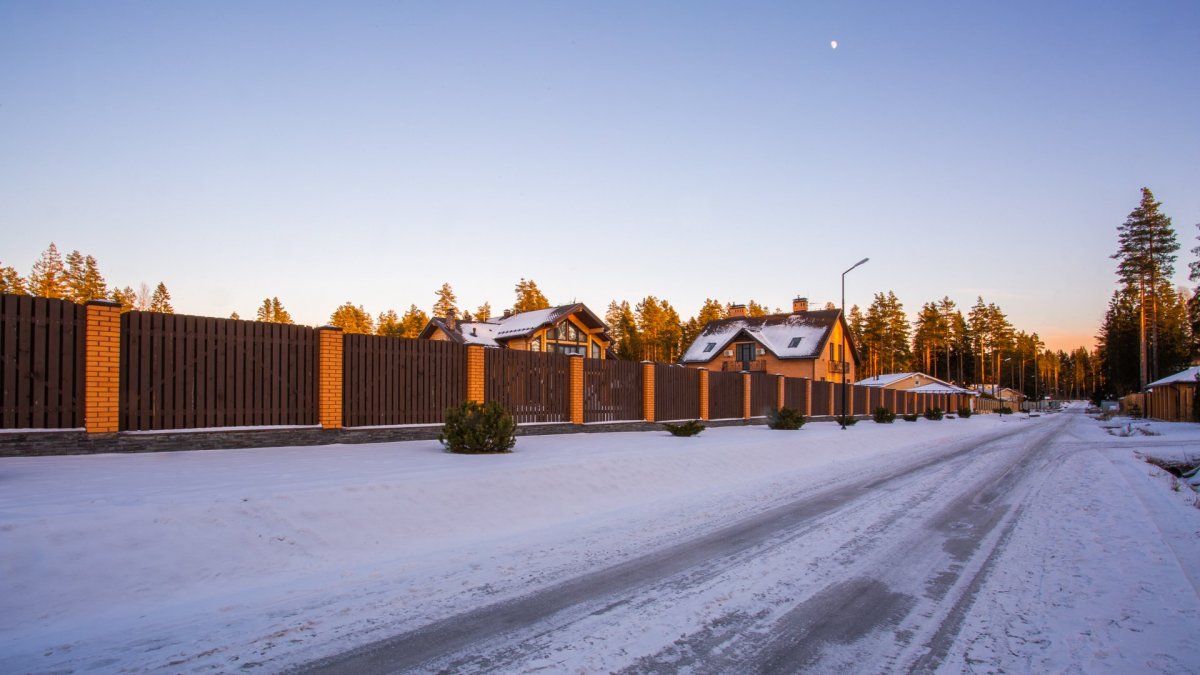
top-left (831, 40), bottom-right (838, 49)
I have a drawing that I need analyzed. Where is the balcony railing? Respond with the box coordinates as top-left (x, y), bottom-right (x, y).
top-left (722, 360), bottom-right (767, 372)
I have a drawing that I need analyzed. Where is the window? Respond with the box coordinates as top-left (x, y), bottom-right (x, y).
top-left (531, 337), bottom-right (541, 352)
top-left (788, 337), bottom-right (802, 348)
top-left (591, 342), bottom-right (601, 359)
top-left (703, 342), bottom-right (716, 353)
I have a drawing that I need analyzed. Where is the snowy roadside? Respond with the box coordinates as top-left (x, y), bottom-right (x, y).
top-left (1, 408), bottom-right (1197, 673)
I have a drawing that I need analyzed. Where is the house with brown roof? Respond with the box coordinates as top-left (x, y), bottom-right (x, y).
top-left (679, 297), bottom-right (860, 382)
top-left (419, 304), bottom-right (614, 358)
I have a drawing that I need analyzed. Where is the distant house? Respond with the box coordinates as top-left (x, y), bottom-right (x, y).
top-left (679, 297), bottom-right (860, 382)
top-left (971, 384), bottom-right (1026, 408)
top-left (860, 372), bottom-right (977, 409)
top-left (1144, 366), bottom-right (1200, 422)
top-left (419, 304), bottom-right (614, 359)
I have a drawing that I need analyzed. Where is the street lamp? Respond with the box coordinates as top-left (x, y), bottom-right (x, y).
top-left (841, 257), bottom-right (869, 430)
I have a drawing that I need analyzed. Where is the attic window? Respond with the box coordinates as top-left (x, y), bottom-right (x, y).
top-left (788, 337), bottom-right (803, 348)
top-left (703, 342), bottom-right (716, 353)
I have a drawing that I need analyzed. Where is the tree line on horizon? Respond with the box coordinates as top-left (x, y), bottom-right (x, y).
top-left (1, 243), bottom-right (174, 313)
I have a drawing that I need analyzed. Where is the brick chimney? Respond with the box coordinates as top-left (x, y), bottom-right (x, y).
top-left (445, 307), bottom-right (457, 331)
top-left (729, 303), bottom-right (747, 318)
top-left (792, 297), bottom-right (808, 313)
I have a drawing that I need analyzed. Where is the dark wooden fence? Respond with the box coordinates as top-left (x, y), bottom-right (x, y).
top-left (783, 377), bottom-right (807, 412)
top-left (708, 371), bottom-right (742, 420)
top-left (654, 364), bottom-right (699, 421)
top-left (343, 336), bottom-right (465, 426)
top-left (811, 380), bottom-right (831, 415)
top-left (0, 294), bottom-right (86, 429)
top-left (584, 358), bottom-right (642, 423)
top-left (748, 373), bottom-right (776, 417)
top-left (120, 312), bottom-right (318, 430)
top-left (485, 349), bottom-right (571, 424)
top-left (854, 385), bottom-right (868, 413)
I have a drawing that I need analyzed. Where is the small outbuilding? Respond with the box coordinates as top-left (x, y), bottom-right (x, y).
top-left (1144, 366), bottom-right (1200, 422)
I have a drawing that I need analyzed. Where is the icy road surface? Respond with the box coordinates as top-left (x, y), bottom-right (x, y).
top-left (2, 406), bottom-right (1198, 673)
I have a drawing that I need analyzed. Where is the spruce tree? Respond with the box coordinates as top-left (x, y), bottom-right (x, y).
top-left (0, 262), bottom-right (27, 294)
top-left (1189, 222), bottom-right (1200, 359)
top-left (512, 278), bottom-right (551, 313)
top-left (615, 302), bottom-right (642, 361)
top-left (149, 282), bottom-right (174, 313)
top-left (475, 302), bottom-right (492, 321)
top-left (28, 243), bottom-right (67, 299)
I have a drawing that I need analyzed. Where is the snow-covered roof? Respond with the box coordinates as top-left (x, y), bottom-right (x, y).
top-left (857, 373), bottom-right (921, 387)
top-left (420, 304), bottom-right (609, 347)
top-left (1147, 366), bottom-right (1200, 388)
top-left (680, 310), bottom-right (847, 363)
top-left (910, 382), bottom-right (974, 395)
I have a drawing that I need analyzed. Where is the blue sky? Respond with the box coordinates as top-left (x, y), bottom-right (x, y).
top-left (2, 1), bottom-right (1198, 350)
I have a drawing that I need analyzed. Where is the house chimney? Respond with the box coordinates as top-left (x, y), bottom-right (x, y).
top-left (792, 297), bottom-right (808, 313)
top-left (445, 307), bottom-right (457, 331)
top-left (729, 303), bottom-right (747, 318)
top-left (502, 309), bottom-right (512, 319)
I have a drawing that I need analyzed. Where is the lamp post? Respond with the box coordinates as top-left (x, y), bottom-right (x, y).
top-left (840, 257), bottom-right (869, 430)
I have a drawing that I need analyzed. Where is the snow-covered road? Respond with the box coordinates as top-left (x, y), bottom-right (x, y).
top-left (2, 407), bottom-right (1198, 673)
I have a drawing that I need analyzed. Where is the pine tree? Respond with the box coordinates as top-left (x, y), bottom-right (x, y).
top-left (1111, 187), bottom-right (1180, 385)
top-left (230, 311), bottom-right (241, 320)
top-left (65, 250), bottom-right (110, 303)
top-left (28, 243), bottom-right (67, 299)
top-left (1189, 222), bottom-right (1200, 359)
top-left (255, 297), bottom-right (293, 323)
top-left (376, 309), bottom-right (403, 336)
top-left (399, 304), bottom-right (429, 337)
top-left (912, 302), bottom-right (947, 376)
top-left (149, 282), bottom-right (174, 313)
top-left (475, 302), bottom-right (492, 322)
top-left (330, 302), bottom-right (374, 334)
top-left (745, 300), bottom-right (768, 317)
top-left (433, 282), bottom-right (458, 318)
top-left (110, 286), bottom-right (137, 312)
top-left (512, 278), bottom-right (551, 313)
top-left (681, 298), bottom-right (726, 349)
top-left (0, 261), bottom-right (27, 294)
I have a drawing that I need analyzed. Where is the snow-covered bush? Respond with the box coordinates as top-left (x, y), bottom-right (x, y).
top-left (957, 407), bottom-right (972, 418)
top-left (872, 407), bottom-right (896, 424)
top-left (664, 420), bottom-right (705, 436)
top-left (923, 407), bottom-right (944, 421)
top-left (902, 413), bottom-right (919, 422)
top-left (835, 414), bottom-right (858, 426)
top-left (439, 401), bottom-right (516, 454)
top-left (997, 407), bottom-right (1013, 415)
top-left (767, 407), bottom-right (806, 430)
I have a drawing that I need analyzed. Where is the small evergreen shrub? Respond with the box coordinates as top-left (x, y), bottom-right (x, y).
top-left (835, 415), bottom-right (858, 426)
top-left (957, 407), bottom-right (973, 418)
top-left (768, 407), bottom-right (806, 430)
top-left (664, 420), bottom-right (705, 437)
top-left (439, 401), bottom-right (516, 454)
top-left (1127, 403), bottom-right (1143, 419)
top-left (923, 407), bottom-right (944, 421)
top-left (902, 413), bottom-right (919, 422)
top-left (872, 407), bottom-right (896, 424)
top-left (997, 407), bottom-right (1014, 415)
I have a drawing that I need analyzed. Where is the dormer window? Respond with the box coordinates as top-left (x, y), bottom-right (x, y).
top-left (703, 342), bottom-right (716, 353)
top-left (788, 337), bottom-right (803, 348)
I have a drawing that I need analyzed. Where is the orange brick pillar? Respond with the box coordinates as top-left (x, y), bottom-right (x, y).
top-left (642, 361), bottom-right (655, 422)
top-left (777, 375), bottom-right (786, 411)
top-left (828, 382), bottom-right (835, 417)
top-left (318, 326), bottom-right (343, 429)
top-left (742, 372), bottom-right (752, 419)
top-left (805, 379), bottom-right (813, 417)
top-left (466, 345), bottom-right (485, 404)
top-left (570, 355), bottom-right (584, 425)
top-left (848, 384), bottom-right (855, 419)
top-left (698, 369), bottom-right (709, 421)
top-left (84, 300), bottom-right (122, 434)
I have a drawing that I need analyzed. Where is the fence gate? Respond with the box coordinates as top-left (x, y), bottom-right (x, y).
top-left (583, 358), bottom-right (642, 423)
top-left (485, 349), bottom-right (571, 424)
top-left (654, 364), bottom-right (700, 421)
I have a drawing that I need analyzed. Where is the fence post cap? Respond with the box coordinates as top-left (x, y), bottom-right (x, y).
top-left (640, 360), bottom-right (655, 364)
top-left (318, 325), bottom-right (343, 332)
top-left (84, 299), bottom-right (122, 308)
top-left (569, 353), bottom-right (584, 358)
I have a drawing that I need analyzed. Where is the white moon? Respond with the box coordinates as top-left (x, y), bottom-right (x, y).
top-left (831, 40), bottom-right (838, 49)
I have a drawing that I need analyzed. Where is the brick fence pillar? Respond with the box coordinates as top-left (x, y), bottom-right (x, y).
top-left (828, 382), bottom-right (835, 417)
top-left (570, 355), bottom-right (584, 425)
top-left (848, 384), bottom-right (855, 419)
top-left (84, 300), bottom-right (122, 434)
top-left (742, 372), bottom-right (752, 419)
top-left (466, 345), bottom-right (485, 404)
top-left (777, 374), bottom-right (785, 411)
top-left (642, 361), bottom-right (655, 422)
top-left (318, 326), bottom-right (343, 429)
top-left (805, 379), bottom-right (813, 417)
top-left (698, 369), bottom-right (709, 421)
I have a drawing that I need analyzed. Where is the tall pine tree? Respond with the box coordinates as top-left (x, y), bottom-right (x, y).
top-left (330, 302), bottom-right (374, 334)
top-left (28, 243), bottom-right (67, 299)
top-left (512, 279), bottom-right (551, 313)
top-left (433, 283), bottom-right (458, 318)
top-left (149, 282), bottom-right (174, 313)
top-left (0, 261), bottom-right (26, 294)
